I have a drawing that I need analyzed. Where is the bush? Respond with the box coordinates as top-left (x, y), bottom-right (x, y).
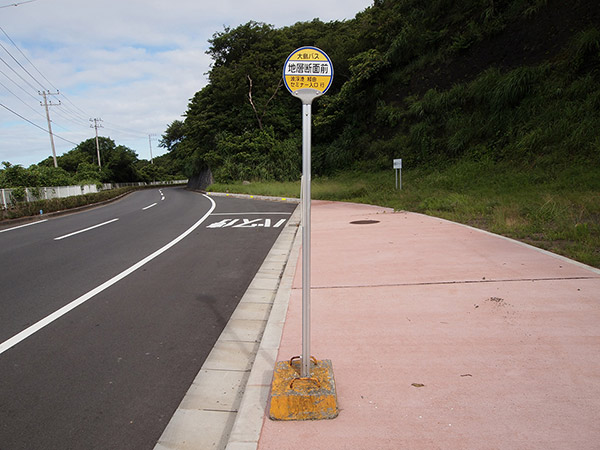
top-left (1, 187), bottom-right (135, 221)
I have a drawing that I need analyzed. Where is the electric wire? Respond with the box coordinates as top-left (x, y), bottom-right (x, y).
top-left (0, 24), bottom-right (90, 125)
top-left (0, 54), bottom-right (39, 91)
top-left (1, 102), bottom-right (79, 145)
top-left (0, 66), bottom-right (39, 102)
top-left (0, 39), bottom-right (45, 91)
top-left (0, 78), bottom-right (46, 119)
top-left (0, 0), bottom-right (38, 9)
top-left (0, 20), bottom-right (157, 160)
top-left (0, 25), bottom-right (51, 91)
top-left (0, 26), bottom-right (93, 141)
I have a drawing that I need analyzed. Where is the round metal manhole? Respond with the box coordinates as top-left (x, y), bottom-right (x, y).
top-left (349, 220), bottom-right (380, 225)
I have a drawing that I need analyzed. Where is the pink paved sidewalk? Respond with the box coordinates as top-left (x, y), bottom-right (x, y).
top-left (258, 201), bottom-right (600, 450)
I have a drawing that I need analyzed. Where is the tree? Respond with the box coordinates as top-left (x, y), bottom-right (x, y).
top-left (0, 162), bottom-right (31, 188)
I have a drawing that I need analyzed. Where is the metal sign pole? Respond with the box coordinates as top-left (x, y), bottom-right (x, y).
top-left (281, 47), bottom-right (334, 378)
top-left (301, 99), bottom-right (312, 378)
top-left (269, 46), bottom-right (338, 421)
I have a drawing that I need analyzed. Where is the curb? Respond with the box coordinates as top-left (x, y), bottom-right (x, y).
top-left (154, 203), bottom-right (301, 450)
top-left (206, 191), bottom-right (299, 205)
top-left (225, 207), bottom-right (302, 450)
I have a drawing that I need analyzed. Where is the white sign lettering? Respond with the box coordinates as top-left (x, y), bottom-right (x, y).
top-left (207, 218), bottom-right (287, 229)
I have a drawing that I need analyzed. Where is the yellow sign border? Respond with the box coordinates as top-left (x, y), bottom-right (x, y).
top-left (283, 46), bottom-right (333, 96)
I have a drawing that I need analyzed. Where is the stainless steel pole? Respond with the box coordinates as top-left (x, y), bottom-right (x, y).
top-left (301, 100), bottom-right (312, 378)
top-left (399, 168), bottom-right (402, 190)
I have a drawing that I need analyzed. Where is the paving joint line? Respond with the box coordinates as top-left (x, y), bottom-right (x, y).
top-left (301, 276), bottom-right (600, 290)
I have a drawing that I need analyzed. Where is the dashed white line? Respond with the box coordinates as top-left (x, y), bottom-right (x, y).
top-left (143, 203), bottom-right (158, 210)
top-left (0, 194), bottom-right (217, 355)
top-left (0, 219), bottom-right (48, 233)
top-left (54, 218), bottom-right (119, 241)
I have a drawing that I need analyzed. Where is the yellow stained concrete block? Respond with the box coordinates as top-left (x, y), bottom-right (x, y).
top-left (269, 358), bottom-right (339, 421)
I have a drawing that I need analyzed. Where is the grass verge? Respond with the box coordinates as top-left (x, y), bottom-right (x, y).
top-left (209, 160), bottom-right (600, 268)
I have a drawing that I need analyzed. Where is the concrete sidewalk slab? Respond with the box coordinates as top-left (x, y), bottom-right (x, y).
top-left (257, 201), bottom-right (600, 450)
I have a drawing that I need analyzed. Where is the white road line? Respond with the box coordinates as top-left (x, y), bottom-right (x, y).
top-left (143, 203), bottom-right (157, 210)
top-left (54, 218), bottom-right (119, 241)
top-left (0, 194), bottom-right (217, 356)
top-left (210, 212), bottom-right (292, 216)
top-left (0, 219), bottom-right (48, 233)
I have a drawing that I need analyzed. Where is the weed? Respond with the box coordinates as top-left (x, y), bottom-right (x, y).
top-left (210, 160), bottom-right (600, 268)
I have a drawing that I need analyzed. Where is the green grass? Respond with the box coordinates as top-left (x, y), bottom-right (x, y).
top-left (208, 160), bottom-right (600, 268)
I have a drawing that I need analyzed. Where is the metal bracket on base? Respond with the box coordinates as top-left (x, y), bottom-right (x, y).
top-left (269, 357), bottom-right (339, 421)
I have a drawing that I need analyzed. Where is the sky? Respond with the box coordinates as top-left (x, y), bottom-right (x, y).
top-left (0, 0), bottom-right (373, 168)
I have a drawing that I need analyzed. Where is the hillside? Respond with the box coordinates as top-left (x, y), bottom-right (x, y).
top-left (411, 0), bottom-right (600, 94)
top-left (161, 0), bottom-right (600, 183)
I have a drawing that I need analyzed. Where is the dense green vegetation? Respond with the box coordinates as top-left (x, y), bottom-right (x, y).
top-left (163, 0), bottom-right (600, 183)
top-left (0, 137), bottom-right (185, 191)
top-left (195, 0), bottom-right (599, 267)
top-left (0, 186), bottom-right (133, 220)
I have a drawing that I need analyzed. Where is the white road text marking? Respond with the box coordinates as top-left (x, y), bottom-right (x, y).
top-left (207, 218), bottom-right (287, 228)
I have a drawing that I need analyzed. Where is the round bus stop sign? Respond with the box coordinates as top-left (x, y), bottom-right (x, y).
top-left (283, 46), bottom-right (333, 103)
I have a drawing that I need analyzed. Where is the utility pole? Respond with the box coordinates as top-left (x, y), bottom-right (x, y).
top-left (90, 118), bottom-right (103, 170)
top-left (148, 133), bottom-right (156, 164)
top-left (39, 90), bottom-right (60, 168)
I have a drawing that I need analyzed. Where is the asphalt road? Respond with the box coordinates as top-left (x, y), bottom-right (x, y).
top-left (0, 187), bottom-right (296, 449)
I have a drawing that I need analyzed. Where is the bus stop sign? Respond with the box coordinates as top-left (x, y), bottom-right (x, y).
top-left (283, 46), bottom-right (333, 103)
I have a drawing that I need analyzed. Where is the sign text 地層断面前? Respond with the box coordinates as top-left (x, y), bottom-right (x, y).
top-left (283, 47), bottom-right (333, 96)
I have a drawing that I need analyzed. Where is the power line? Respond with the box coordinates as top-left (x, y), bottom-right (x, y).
top-left (0, 66), bottom-right (40, 102)
top-left (0, 38), bottom-right (46, 91)
top-left (0, 78), bottom-right (46, 119)
top-left (0, 25), bottom-right (52, 90)
top-left (0, 22), bottom-right (157, 159)
top-left (59, 92), bottom-right (93, 119)
top-left (0, 0), bottom-right (38, 9)
top-left (1, 24), bottom-right (94, 127)
top-left (0, 101), bottom-right (78, 145)
top-left (0, 53), bottom-right (39, 91)
top-left (102, 119), bottom-right (149, 138)
top-left (0, 23), bottom-right (94, 156)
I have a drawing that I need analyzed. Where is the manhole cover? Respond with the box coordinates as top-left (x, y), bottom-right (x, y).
top-left (349, 220), bottom-right (380, 225)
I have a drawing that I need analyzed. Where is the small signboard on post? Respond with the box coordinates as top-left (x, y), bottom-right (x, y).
top-left (394, 159), bottom-right (402, 190)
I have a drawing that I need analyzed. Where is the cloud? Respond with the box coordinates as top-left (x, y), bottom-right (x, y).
top-left (0, 0), bottom-right (372, 167)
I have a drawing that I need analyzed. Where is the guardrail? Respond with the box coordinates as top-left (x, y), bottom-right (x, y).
top-left (1, 180), bottom-right (188, 209)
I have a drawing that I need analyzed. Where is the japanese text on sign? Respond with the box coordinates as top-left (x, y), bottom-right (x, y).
top-left (286, 62), bottom-right (330, 75)
top-left (283, 46), bottom-right (333, 96)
